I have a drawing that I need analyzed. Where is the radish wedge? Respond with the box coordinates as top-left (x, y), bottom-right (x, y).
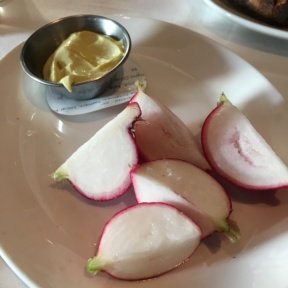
top-left (131, 159), bottom-right (238, 241)
top-left (87, 203), bottom-right (201, 280)
top-left (201, 94), bottom-right (288, 190)
top-left (130, 90), bottom-right (210, 170)
top-left (52, 103), bottom-right (141, 200)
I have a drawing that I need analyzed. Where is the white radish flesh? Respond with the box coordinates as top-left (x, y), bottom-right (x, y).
top-left (130, 90), bottom-right (210, 170)
top-left (201, 95), bottom-right (288, 190)
top-left (87, 203), bottom-right (201, 280)
top-left (53, 103), bottom-right (141, 200)
top-left (131, 159), bottom-right (234, 239)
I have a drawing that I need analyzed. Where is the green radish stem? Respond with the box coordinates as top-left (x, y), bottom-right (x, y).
top-left (217, 219), bottom-right (240, 243)
top-left (217, 93), bottom-right (230, 106)
top-left (86, 257), bottom-right (106, 275)
top-left (52, 168), bottom-right (69, 182)
top-left (134, 80), bottom-right (146, 92)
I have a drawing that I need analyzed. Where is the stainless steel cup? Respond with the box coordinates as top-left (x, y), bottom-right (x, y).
top-left (20, 15), bottom-right (131, 100)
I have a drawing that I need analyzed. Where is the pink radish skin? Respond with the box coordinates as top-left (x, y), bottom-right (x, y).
top-left (201, 95), bottom-right (288, 190)
top-left (130, 90), bottom-right (210, 170)
top-left (53, 103), bottom-right (141, 201)
top-left (131, 159), bottom-right (238, 241)
top-left (87, 203), bottom-right (201, 280)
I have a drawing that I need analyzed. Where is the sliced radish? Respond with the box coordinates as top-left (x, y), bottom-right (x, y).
top-left (131, 159), bottom-right (237, 240)
top-left (130, 90), bottom-right (210, 170)
top-left (52, 103), bottom-right (141, 200)
top-left (87, 203), bottom-right (201, 280)
top-left (201, 94), bottom-right (288, 190)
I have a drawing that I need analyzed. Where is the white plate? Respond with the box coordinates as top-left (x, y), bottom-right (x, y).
top-left (1, 17), bottom-right (288, 288)
top-left (203, 0), bottom-right (288, 39)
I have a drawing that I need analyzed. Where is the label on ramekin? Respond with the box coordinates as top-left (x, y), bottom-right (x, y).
top-left (46, 59), bottom-right (146, 116)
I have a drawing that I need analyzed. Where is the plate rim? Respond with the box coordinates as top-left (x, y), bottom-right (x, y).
top-left (203, 0), bottom-right (288, 39)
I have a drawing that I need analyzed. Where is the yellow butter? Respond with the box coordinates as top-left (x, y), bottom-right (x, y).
top-left (43, 31), bottom-right (124, 92)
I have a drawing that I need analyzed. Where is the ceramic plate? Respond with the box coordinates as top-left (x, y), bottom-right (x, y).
top-left (203, 0), bottom-right (288, 39)
top-left (1, 17), bottom-right (288, 288)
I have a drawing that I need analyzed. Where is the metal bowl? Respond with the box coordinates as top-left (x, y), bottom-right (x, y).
top-left (20, 15), bottom-right (131, 101)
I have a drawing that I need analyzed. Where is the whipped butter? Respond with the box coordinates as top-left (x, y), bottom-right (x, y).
top-left (43, 31), bottom-right (125, 92)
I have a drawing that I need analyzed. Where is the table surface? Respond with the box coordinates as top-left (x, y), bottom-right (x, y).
top-left (1, 0), bottom-right (287, 287)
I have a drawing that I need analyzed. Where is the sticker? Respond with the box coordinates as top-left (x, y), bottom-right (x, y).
top-left (46, 59), bottom-right (146, 116)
